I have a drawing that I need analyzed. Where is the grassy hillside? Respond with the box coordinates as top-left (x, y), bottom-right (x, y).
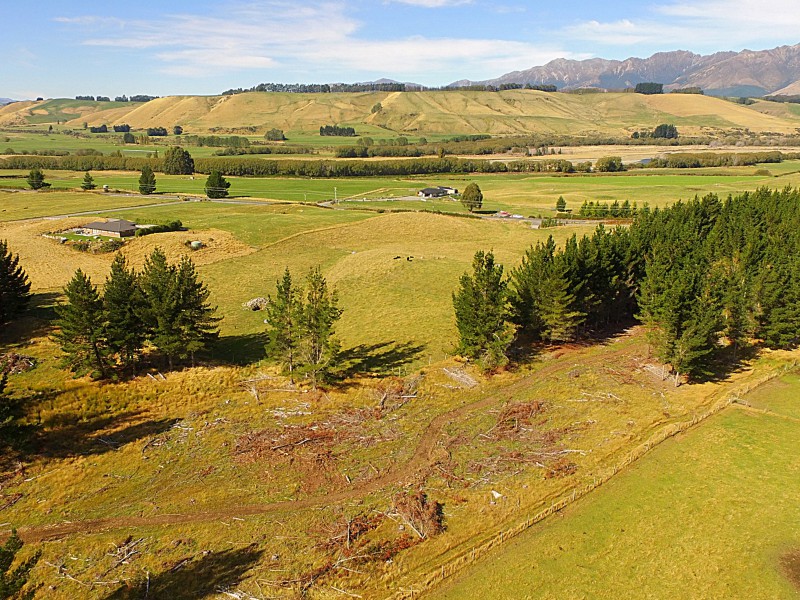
top-left (4, 91), bottom-right (800, 136)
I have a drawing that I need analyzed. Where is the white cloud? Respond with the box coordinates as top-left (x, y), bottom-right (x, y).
top-left (56, 0), bottom-right (576, 82)
top-left (564, 0), bottom-right (800, 51)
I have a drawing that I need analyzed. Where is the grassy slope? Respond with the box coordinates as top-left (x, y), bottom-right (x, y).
top-left (2, 190), bottom-right (800, 598)
top-left (431, 372), bottom-right (800, 600)
top-left (5, 91), bottom-right (800, 136)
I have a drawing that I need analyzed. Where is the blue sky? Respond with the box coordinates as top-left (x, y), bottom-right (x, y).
top-left (4, 0), bottom-right (799, 99)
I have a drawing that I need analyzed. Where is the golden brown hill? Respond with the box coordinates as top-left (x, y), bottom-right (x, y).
top-left (4, 91), bottom-right (800, 136)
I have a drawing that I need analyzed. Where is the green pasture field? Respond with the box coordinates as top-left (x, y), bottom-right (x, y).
top-left (0, 189), bottom-right (179, 221)
top-left (0, 129), bottom-right (328, 159)
top-left (432, 372), bottom-right (800, 599)
top-left (0, 130), bottom-right (272, 159)
top-left (93, 203), bottom-right (585, 359)
top-left (0, 170), bottom-right (432, 202)
top-left (4, 161), bottom-right (800, 216)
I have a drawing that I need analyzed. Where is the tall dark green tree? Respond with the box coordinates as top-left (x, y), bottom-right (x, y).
top-left (265, 268), bottom-right (303, 379)
top-left (555, 196), bottom-right (566, 212)
top-left (25, 168), bottom-right (49, 190)
top-left (138, 165), bottom-right (156, 195)
top-left (174, 256), bottom-right (220, 366)
top-left (80, 171), bottom-right (96, 191)
top-left (104, 254), bottom-right (146, 374)
top-left (453, 250), bottom-right (514, 369)
top-left (0, 241), bottom-right (30, 326)
top-left (460, 182), bottom-right (483, 212)
top-left (205, 171), bottom-right (230, 199)
top-left (138, 249), bottom-right (219, 369)
top-left (162, 146), bottom-right (194, 175)
top-left (510, 237), bottom-right (584, 342)
top-left (54, 270), bottom-right (111, 379)
top-left (638, 242), bottom-right (720, 385)
top-left (297, 267), bottom-right (342, 387)
top-left (138, 248), bottom-right (181, 369)
top-left (0, 529), bottom-right (40, 600)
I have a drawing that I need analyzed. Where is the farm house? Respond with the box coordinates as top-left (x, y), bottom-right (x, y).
top-left (81, 219), bottom-right (138, 238)
top-left (418, 186), bottom-right (458, 198)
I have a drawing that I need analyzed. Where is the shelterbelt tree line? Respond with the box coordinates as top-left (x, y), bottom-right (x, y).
top-left (455, 187), bottom-right (800, 381)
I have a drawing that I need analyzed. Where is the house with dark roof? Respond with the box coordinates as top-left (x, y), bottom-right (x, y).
top-left (418, 186), bottom-right (459, 198)
top-left (82, 219), bottom-right (138, 238)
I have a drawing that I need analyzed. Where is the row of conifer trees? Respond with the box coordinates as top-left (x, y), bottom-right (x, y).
top-left (55, 250), bottom-right (220, 379)
top-left (455, 187), bottom-right (800, 382)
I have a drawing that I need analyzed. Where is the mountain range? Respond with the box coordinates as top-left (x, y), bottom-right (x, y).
top-left (454, 43), bottom-right (800, 97)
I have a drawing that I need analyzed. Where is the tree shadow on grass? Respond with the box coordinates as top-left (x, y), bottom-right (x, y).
top-left (212, 332), bottom-right (269, 366)
top-left (0, 292), bottom-right (60, 348)
top-left (103, 545), bottom-right (264, 600)
top-left (336, 341), bottom-right (426, 377)
top-left (692, 342), bottom-right (761, 384)
top-left (0, 406), bottom-right (176, 470)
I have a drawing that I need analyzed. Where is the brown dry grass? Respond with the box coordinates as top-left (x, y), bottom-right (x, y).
top-left (6, 90), bottom-right (793, 135)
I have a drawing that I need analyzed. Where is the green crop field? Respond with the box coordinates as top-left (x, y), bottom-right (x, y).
top-left (432, 372), bottom-right (800, 599)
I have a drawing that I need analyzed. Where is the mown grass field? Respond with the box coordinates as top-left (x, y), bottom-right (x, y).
top-left (431, 371), bottom-right (800, 600)
top-left (0, 170), bottom-right (427, 202)
top-left (0, 189), bottom-right (180, 221)
top-left (3, 159), bottom-right (800, 215)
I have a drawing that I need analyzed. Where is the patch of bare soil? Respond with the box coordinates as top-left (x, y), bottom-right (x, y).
top-left (781, 549), bottom-right (800, 591)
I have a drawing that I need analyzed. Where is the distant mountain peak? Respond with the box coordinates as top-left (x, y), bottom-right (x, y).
top-left (453, 44), bottom-right (800, 96)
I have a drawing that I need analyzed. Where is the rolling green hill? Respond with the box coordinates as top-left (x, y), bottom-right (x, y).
top-left (3, 91), bottom-right (800, 137)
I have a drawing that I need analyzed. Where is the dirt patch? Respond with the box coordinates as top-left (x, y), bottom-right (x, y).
top-left (781, 549), bottom-right (800, 590)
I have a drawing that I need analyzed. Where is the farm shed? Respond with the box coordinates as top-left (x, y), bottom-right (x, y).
top-left (81, 219), bottom-right (138, 238)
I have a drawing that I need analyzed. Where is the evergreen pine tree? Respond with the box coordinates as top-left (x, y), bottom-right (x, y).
top-left (453, 250), bottom-right (514, 369)
top-left (139, 248), bottom-right (181, 369)
top-left (138, 165), bottom-right (156, 195)
top-left (538, 260), bottom-right (585, 342)
top-left (25, 168), bottom-right (49, 190)
top-left (297, 267), bottom-right (342, 387)
top-left (0, 240), bottom-right (30, 326)
top-left (54, 270), bottom-right (111, 379)
top-left (80, 171), bottom-right (96, 191)
top-left (555, 196), bottom-right (566, 213)
top-left (174, 256), bottom-right (220, 366)
top-left (265, 268), bottom-right (303, 379)
top-left (0, 529), bottom-right (40, 600)
top-left (205, 171), bottom-right (230, 199)
top-left (103, 254), bottom-right (146, 375)
top-left (758, 256), bottom-right (800, 349)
